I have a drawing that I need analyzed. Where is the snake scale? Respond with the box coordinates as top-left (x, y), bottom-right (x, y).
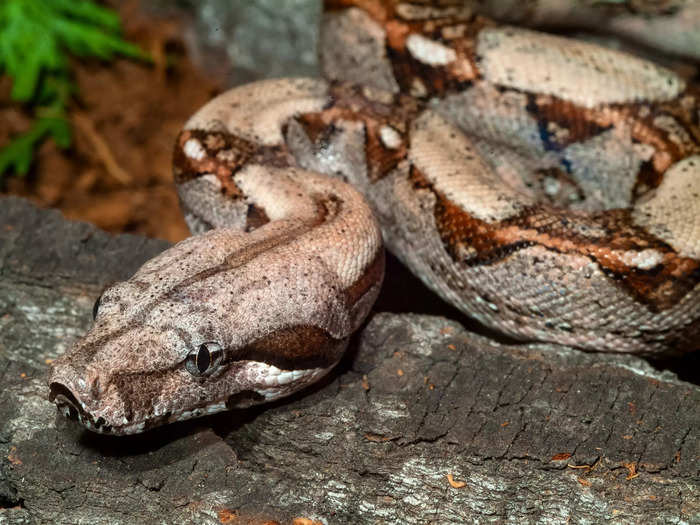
top-left (49, 0), bottom-right (700, 435)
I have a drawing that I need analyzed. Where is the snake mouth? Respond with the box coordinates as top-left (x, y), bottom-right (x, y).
top-left (48, 382), bottom-right (225, 435)
top-left (49, 382), bottom-right (114, 434)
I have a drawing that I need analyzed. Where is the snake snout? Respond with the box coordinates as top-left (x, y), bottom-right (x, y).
top-left (49, 382), bottom-right (113, 434)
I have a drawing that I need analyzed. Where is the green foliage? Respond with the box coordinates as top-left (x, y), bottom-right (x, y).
top-left (0, 0), bottom-right (148, 179)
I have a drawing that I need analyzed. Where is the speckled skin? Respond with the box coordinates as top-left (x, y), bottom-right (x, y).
top-left (473, 0), bottom-right (700, 61)
top-left (49, 0), bottom-right (699, 435)
top-left (48, 80), bottom-right (384, 435)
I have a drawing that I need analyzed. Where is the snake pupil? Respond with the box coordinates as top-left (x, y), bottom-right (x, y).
top-left (92, 295), bottom-right (101, 320)
top-left (197, 344), bottom-right (211, 374)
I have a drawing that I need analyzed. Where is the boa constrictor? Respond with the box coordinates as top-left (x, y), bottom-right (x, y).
top-left (49, 0), bottom-right (699, 435)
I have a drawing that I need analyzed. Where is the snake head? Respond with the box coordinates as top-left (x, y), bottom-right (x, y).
top-left (48, 224), bottom-right (380, 435)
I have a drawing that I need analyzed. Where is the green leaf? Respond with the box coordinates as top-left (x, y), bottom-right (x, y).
top-left (0, 0), bottom-right (149, 101)
top-left (37, 73), bottom-right (74, 107)
top-left (49, 0), bottom-right (123, 31)
top-left (51, 17), bottom-right (147, 61)
top-left (1, 122), bottom-right (43, 176)
top-left (8, 22), bottom-right (58, 101)
top-left (0, 0), bottom-right (148, 178)
top-left (0, 116), bottom-right (72, 177)
top-left (44, 117), bottom-right (72, 149)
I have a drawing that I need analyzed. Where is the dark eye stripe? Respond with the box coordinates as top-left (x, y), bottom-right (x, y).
top-left (231, 325), bottom-right (348, 370)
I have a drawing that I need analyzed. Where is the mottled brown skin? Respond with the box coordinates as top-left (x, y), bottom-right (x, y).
top-left (294, 83), bottom-right (420, 181)
top-left (49, 78), bottom-right (384, 434)
top-left (49, 0), bottom-right (699, 435)
top-left (318, 0), bottom-right (699, 353)
top-left (409, 167), bottom-right (699, 311)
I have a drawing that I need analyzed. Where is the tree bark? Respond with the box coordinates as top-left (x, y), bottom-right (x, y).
top-left (1, 196), bottom-right (698, 524)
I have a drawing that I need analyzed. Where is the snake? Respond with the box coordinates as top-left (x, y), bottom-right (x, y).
top-left (48, 0), bottom-right (700, 435)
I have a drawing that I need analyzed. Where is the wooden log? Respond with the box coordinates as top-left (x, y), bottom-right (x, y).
top-left (0, 196), bottom-right (697, 524)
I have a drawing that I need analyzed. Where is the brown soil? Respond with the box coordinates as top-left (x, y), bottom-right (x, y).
top-left (0, 1), bottom-right (221, 243)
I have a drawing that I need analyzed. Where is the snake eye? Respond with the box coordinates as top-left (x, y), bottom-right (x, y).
top-left (92, 295), bottom-right (102, 320)
top-left (186, 342), bottom-right (223, 376)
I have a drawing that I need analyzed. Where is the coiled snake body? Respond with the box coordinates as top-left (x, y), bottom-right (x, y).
top-left (49, 1), bottom-right (700, 435)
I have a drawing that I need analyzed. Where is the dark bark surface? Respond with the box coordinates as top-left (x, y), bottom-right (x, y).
top-left (0, 196), bottom-right (698, 524)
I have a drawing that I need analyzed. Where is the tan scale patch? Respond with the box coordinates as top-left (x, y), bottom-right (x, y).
top-left (409, 110), bottom-right (528, 222)
top-left (633, 156), bottom-right (700, 259)
top-left (476, 27), bottom-right (685, 108)
top-left (185, 78), bottom-right (330, 146)
top-left (405, 33), bottom-right (457, 66)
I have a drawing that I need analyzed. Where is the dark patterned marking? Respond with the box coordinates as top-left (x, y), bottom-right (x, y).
top-left (157, 194), bottom-right (339, 305)
top-left (234, 325), bottom-right (347, 370)
top-left (410, 167), bottom-right (700, 311)
top-left (326, 0), bottom-right (487, 94)
top-left (346, 247), bottom-right (385, 305)
top-left (295, 83), bottom-right (418, 181)
top-left (224, 222), bottom-right (314, 271)
top-left (381, 6), bottom-right (490, 98)
top-left (173, 129), bottom-right (292, 195)
top-left (245, 203), bottom-right (270, 231)
top-left (524, 92), bottom-right (700, 193)
top-left (525, 94), bottom-right (611, 151)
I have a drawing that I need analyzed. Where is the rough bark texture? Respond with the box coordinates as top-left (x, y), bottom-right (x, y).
top-left (0, 196), bottom-right (698, 525)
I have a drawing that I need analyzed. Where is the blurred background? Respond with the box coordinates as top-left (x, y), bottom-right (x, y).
top-left (2, 0), bottom-right (698, 243)
top-left (0, 0), bottom-right (321, 242)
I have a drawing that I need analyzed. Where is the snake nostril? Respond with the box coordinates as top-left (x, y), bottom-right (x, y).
top-left (49, 382), bottom-right (117, 433)
top-left (49, 382), bottom-right (87, 423)
top-left (54, 396), bottom-right (80, 422)
top-left (90, 377), bottom-right (102, 399)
